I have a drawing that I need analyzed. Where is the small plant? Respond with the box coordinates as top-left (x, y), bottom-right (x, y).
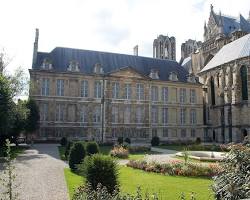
top-left (182, 147), bottom-right (189, 165)
top-left (69, 142), bottom-right (86, 171)
top-left (79, 154), bottom-right (119, 193)
top-left (117, 137), bottom-right (123, 145)
top-left (195, 137), bottom-right (201, 144)
top-left (110, 145), bottom-right (129, 159)
top-left (151, 136), bottom-right (160, 146)
top-left (65, 140), bottom-right (74, 160)
top-left (86, 141), bottom-right (99, 155)
top-left (60, 137), bottom-right (67, 146)
top-left (0, 139), bottom-right (18, 200)
top-left (124, 138), bottom-right (131, 144)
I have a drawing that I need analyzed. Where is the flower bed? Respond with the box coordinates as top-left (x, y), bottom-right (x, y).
top-left (127, 159), bottom-right (221, 177)
top-left (110, 145), bottom-right (129, 159)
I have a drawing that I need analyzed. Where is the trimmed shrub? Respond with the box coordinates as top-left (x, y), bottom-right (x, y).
top-left (151, 136), bottom-right (160, 146)
top-left (79, 154), bottom-right (119, 193)
top-left (110, 145), bottom-right (129, 159)
top-left (69, 142), bottom-right (86, 171)
top-left (117, 137), bottom-right (123, 145)
top-left (86, 141), bottom-right (99, 155)
top-left (213, 144), bottom-right (250, 199)
top-left (60, 137), bottom-right (67, 146)
top-left (195, 137), bottom-right (201, 144)
top-left (124, 138), bottom-right (131, 144)
top-left (65, 140), bottom-right (74, 160)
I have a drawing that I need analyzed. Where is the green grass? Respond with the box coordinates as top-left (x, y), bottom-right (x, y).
top-left (64, 167), bottom-right (214, 200)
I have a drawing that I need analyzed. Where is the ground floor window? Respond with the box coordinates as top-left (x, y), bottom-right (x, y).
top-left (163, 128), bottom-right (168, 137)
top-left (191, 129), bottom-right (196, 138)
top-left (152, 128), bottom-right (157, 137)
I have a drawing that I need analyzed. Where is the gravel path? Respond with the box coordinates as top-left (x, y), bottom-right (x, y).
top-left (1, 144), bottom-right (69, 200)
top-left (145, 147), bottom-right (179, 163)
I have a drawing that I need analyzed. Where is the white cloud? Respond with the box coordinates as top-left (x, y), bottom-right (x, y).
top-left (0, 0), bottom-right (249, 74)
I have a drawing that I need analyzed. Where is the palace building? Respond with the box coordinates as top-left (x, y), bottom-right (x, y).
top-left (29, 30), bottom-right (203, 142)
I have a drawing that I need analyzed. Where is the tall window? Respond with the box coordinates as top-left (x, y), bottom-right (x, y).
top-left (163, 128), bottom-right (168, 137)
top-left (41, 78), bottom-right (50, 96)
top-left (210, 77), bottom-right (215, 105)
top-left (81, 80), bottom-right (88, 97)
top-left (136, 83), bottom-right (144, 100)
top-left (181, 129), bottom-right (186, 137)
top-left (190, 109), bottom-right (197, 124)
top-left (241, 65), bottom-right (248, 100)
top-left (151, 106), bottom-right (158, 124)
top-left (93, 106), bottom-right (101, 123)
top-left (190, 89), bottom-right (196, 103)
top-left (94, 81), bottom-right (102, 98)
top-left (112, 82), bottom-right (119, 99)
top-left (124, 83), bottom-right (132, 99)
top-left (162, 87), bottom-right (168, 102)
top-left (136, 106), bottom-right (144, 123)
top-left (124, 106), bottom-right (131, 123)
top-left (191, 129), bottom-right (196, 137)
top-left (162, 107), bottom-right (168, 124)
top-left (180, 108), bottom-right (186, 124)
top-left (40, 103), bottom-right (48, 121)
top-left (56, 104), bottom-right (64, 121)
top-left (179, 88), bottom-right (186, 103)
top-left (56, 79), bottom-right (64, 96)
top-left (151, 86), bottom-right (158, 101)
top-left (80, 106), bottom-right (87, 123)
top-left (112, 106), bottom-right (118, 123)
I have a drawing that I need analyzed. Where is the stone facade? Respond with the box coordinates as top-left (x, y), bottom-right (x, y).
top-left (153, 35), bottom-right (176, 61)
top-left (180, 39), bottom-right (202, 62)
top-left (29, 67), bottom-right (204, 142)
top-left (200, 57), bottom-right (250, 143)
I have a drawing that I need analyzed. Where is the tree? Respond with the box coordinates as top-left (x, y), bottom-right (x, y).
top-left (25, 99), bottom-right (39, 137)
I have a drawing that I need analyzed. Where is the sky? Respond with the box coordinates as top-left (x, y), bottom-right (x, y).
top-left (0, 0), bottom-right (250, 76)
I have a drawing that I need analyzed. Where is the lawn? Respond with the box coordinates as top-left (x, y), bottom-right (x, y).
top-left (158, 144), bottom-right (226, 152)
top-left (64, 167), bottom-right (214, 200)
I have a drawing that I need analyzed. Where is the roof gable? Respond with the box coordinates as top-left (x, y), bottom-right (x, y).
top-left (108, 66), bottom-right (149, 80)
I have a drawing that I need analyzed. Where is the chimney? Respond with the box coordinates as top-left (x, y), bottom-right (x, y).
top-left (133, 45), bottom-right (138, 56)
top-left (32, 28), bottom-right (39, 68)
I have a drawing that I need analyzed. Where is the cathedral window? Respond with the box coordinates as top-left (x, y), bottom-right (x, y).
top-left (124, 106), bottom-right (131, 123)
top-left (190, 109), bottom-right (197, 124)
top-left (151, 106), bottom-right (158, 124)
top-left (180, 108), bottom-right (186, 124)
top-left (124, 83), bottom-right (132, 99)
top-left (112, 106), bottom-right (118, 123)
top-left (56, 104), bottom-right (64, 121)
top-left (190, 89), bottom-right (196, 103)
top-left (162, 87), bottom-right (168, 102)
top-left (80, 106), bottom-right (87, 123)
top-left (40, 103), bottom-right (48, 121)
top-left (181, 129), bottom-right (186, 137)
top-left (210, 77), bottom-right (216, 105)
top-left (162, 107), bottom-right (168, 124)
top-left (240, 65), bottom-right (248, 100)
top-left (163, 128), bottom-right (168, 137)
top-left (179, 88), bottom-right (186, 103)
top-left (136, 106), bottom-right (144, 123)
top-left (93, 106), bottom-right (101, 123)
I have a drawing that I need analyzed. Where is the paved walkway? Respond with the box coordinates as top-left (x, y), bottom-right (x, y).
top-left (3, 144), bottom-right (69, 200)
top-left (145, 147), bottom-right (179, 163)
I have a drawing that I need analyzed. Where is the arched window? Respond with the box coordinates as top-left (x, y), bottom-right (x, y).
top-left (210, 77), bottom-right (215, 105)
top-left (240, 65), bottom-right (248, 100)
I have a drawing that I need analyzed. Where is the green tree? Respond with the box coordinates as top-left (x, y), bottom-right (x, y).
top-left (25, 98), bottom-right (39, 137)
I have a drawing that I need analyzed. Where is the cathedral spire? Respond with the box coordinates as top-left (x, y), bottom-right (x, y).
top-left (32, 28), bottom-right (39, 68)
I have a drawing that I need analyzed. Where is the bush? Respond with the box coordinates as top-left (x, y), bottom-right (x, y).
top-left (128, 146), bottom-right (151, 153)
top-left (151, 136), bottom-right (160, 146)
top-left (195, 137), bottom-right (201, 144)
top-left (60, 137), bottom-right (67, 146)
top-left (110, 145), bottom-right (129, 159)
top-left (86, 142), bottom-right (99, 156)
top-left (65, 140), bottom-right (74, 160)
top-left (69, 142), bottom-right (86, 171)
top-left (79, 154), bottom-right (119, 193)
top-left (72, 183), bottom-right (162, 200)
top-left (213, 144), bottom-right (250, 199)
top-left (124, 138), bottom-right (131, 144)
top-left (117, 137), bottom-right (123, 145)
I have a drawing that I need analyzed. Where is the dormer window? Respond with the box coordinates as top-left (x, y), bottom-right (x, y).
top-left (149, 69), bottom-right (159, 79)
top-left (93, 63), bottom-right (104, 74)
top-left (169, 72), bottom-right (178, 81)
top-left (187, 74), bottom-right (196, 83)
top-left (67, 60), bottom-right (79, 72)
top-left (41, 58), bottom-right (52, 70)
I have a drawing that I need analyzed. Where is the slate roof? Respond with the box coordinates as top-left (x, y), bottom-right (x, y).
top-left (200, 33), bottom-right (250, 73)
top-left (214, 13), bottom-right (250, 35)
top-left (34, 47), bottom-right (189, 82)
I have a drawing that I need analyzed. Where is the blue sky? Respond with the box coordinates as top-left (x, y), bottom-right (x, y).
top-left (0, 0), bottom-right (249, 76)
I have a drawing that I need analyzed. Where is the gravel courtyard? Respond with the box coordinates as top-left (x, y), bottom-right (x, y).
top-left (1, 144), bottom-right (69, 200)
